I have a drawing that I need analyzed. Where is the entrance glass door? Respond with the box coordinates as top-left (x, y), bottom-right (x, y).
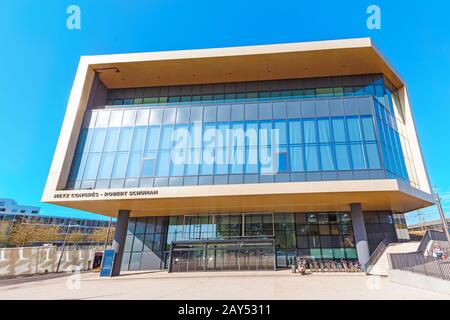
top-left (170, 239), bottom-right (275, 272)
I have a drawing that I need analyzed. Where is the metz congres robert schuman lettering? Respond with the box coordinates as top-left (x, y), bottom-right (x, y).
top-left (53, 189), bottom-right (158, 199)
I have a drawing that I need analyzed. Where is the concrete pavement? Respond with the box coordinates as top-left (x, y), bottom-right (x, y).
top-left (0, 270), bottom-right (449, 300)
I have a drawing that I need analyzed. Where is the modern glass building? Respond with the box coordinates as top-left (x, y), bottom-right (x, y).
top-left (43, 38), bottom-right (434, 275)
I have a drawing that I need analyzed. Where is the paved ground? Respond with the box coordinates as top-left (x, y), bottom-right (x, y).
top-left (0, 270), bottom-right (449, 300)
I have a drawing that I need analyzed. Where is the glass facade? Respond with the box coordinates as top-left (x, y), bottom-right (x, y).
top-left (119, 212), bottom-right (388, 271)
top-left (364, 211), bottom-right (397, 253)
top-left (170, 239), bottom-right (276, 272)
top-left (66, 74), bottom-right (417, 190)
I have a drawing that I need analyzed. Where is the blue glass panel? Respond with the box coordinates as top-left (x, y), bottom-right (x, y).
top-left (203, 123), bottom-right (217, 149)
top-left (217, 123), bottom-right (231, 148)
top-left (190, 106), bottom-right (203, 122)
top-left (90, 128), bottom-right (107, 153)
top-left (145, 126), bottom-right (161, 151)
top-left (83, 153), bottom-right (101, 180)
top-left (172, 125), bottom-right (189, 151)
top-left (259, 146), bottom-right (275, 174)
top-left (319, 145), bottom-right (335, 171)
top-left (245, 122), bottom-right (258, 147)
top-left (289, 146), bottom-right (304, 172)
top-left (104, 128), bottom-right (120, 152)
top-left (176, 107), bottom-right (190, 124)
top-left (186, 149), bottom-right (200, 176)
top-left (363, 84), bottom-right (375, 96)
top-left (130, 126), bottom-right (147, 151)
top-left (353, 87), bottom-right (365, 96)
top-left (215, 148), bottom-right (229, 174)
top-left (305, 146), bottom-right (319, 171)
top-left (277, 152), bottom-right (289, 172)
top-left (318, 119), bottom-right (331, 143)
top-left (117, 127), bottom-right (133, 152)
top-left (160, 126), bottom-right (174, 150)
top-left (75, 128), bottom-right (92, 154)
top-left (347, 117), bottom-right (362, 142)
top-left (170, 149), bottom-right (185, 176)
top-left (335, 145), bottom-right (351, 170)
top-left (163, 108), bottom-right (176, 124)
top-left (142, 157), bottom-right (156, 177)
top-left (375, 85), bottom-right (385, 106)
top-left (376, 121), bottom-right (385, 144)
top-left (97, 152), bottom-right (115, 179)
top-left (332, 118), bottom-right (346, 143)
top-left (230, 123), bottom-right (245, 148)
top-left (365, 143), bottom-right (381, 169)
top-left (303, 119), bottom-right (317, 144)
top-left (361, 117), bottom-right (376, 141)
top-left (288, 120), bottom-right (302, 144)
top-left (69, 153), bottom-right (88, 180)
top-left (201, 149), bottom-right (214, 175)
top-left (245, 147), bottom-right (258, 174)
top-left (259, 122), bottom-right (273, 146)
top-left (112, 152), bottom-right (129, 179)
top-left (149, 109), bottom-right (163, 124)
top-left (350, 143), bottom-right (366, 170)
top-left (230, 147), bottom-right (244, 174)
top-left (156, 150), bottom-right (171, 176)
top-left (274, 121), bottom-right (287, 145)
top-left (126, 151), bottom-right (143, 178)
top-left (203, 106), bottom-right (217, 122)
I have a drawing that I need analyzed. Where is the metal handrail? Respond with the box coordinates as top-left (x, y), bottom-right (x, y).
top-left (417, 230), bottom-right (447, 252)
top-left (388, 248), bottom-right (450, 281)
top-left (365, 238), bottom-right (390, 274)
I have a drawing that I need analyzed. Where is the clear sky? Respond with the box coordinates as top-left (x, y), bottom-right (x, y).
top-left (0, 0), bottom-right (449, 223)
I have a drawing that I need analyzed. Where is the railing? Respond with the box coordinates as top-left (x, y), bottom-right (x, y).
top-left (388, 248), bottom-right (450, 281)
top-left (365, 238), bottom-right (390, 274)
top-left (417, 230), bottom-right (447, 252)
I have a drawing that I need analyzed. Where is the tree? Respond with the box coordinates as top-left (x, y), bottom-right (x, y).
top-left (89, 227), bottom-right (115, 248)
top-left (66, 231), bottom-right (86, 249)
top-left (0, 221), bottom-right (12, 246)
top-left (8, 223), bottom-right (41, 247)
top-left (36, 226), bottom-right (62, 244)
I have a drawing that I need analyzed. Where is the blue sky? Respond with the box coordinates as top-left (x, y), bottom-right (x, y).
top-left (0, 0), bottom-right (449, 223)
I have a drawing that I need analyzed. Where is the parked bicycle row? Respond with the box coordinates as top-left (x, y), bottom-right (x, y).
top-left (289, 257), bottom-right (362, 274)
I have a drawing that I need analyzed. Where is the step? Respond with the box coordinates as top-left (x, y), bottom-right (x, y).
top-left (367, 242), bottom-right (420, 276)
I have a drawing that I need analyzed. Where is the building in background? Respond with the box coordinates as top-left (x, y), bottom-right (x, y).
top-left (0, 198), bottom-right (40, 215)
top-left (43, 38), bottom-right (434, 275)
top-left (408, 218), bottom-right (450, 239)
top-left (0, 198), bottom-right (114, 247)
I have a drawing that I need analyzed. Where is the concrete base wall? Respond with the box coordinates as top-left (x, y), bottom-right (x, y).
top-left (388, 269), bottom-right (450, 295)
top-left (0, 246), bottom-right (97, 277)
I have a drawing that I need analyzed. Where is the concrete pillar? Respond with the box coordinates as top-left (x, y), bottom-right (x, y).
top-left (111, 210), bottom-right (130, 277)
top-left (350, 203), bottom-right (370, 270)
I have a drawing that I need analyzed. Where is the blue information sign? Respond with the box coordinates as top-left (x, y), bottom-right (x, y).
top-left (100, 249), bottom-right (116, 277)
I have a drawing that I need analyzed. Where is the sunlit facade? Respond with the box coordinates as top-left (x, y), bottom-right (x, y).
top-left (43, 39), bottom-right (433, 275)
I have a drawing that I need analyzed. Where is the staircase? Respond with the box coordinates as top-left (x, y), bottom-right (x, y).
top-left (366, 242), bottom-right (420, 276)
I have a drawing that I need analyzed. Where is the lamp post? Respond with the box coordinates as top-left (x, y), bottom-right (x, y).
top-left (416, 210), bottom-right (426, 231)
top-left (56, 222), bottom-right (79, 273)
top-left (433, 191), bottom-right (450, 245)
top-left (103, 217), bottom-right (113, 251)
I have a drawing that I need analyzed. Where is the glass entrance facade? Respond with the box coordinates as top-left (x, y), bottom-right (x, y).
top-left (120, 211), bottom-right (402, 272)
top-left (170, 239), bottom-right (275, 272)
